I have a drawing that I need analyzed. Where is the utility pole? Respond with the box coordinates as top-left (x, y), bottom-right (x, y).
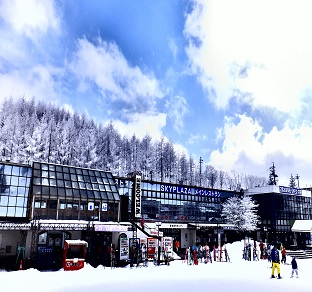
top-left (199, 157), bottom-right (203, 186)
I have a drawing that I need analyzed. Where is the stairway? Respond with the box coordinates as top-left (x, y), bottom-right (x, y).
top-left (287, 249), bottom-right (312, 259)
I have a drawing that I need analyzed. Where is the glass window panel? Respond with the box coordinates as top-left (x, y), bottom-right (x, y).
top-left (0, 206), bottom-right (7, 216)
top-left (57, 180), bottom-right (64, 188)
top-left (113, 192), bottom-right (119, 201)
top-left (82, 169), bottom-right (88, 175)
top-left (71, 174), bottom-right (77, 181)
top-left (16, 197), bottom-right (25, 207)
top-left (9, 186), bottom-right (17, 196)
top-left (7, 207), bottom-right (15, 216)
top-left (106, 172), bottom-right (113, 179)
top-left (94, 191), bottom-right (101, 199)
top-left (65, 180), bottom-right (72, 188)
top-left (42, 178), bottom-right (49, 186)
top-left (100, 192), bottom-right (107, 200)
top-left (49, 171), bottom-right (56, 179)
top-left (72, 181), bottom-right (78, 189)
top-left (63, 167), bottom-right (69, 173)
top-left (92, 183), bottom-right (99, 190)
top-left (99, 184), bottom-right (105, 191)
top-left (108, 178), bottom-right (115, 185)
top-left (87, 190), bottom-right (94, 199)
top-left (73, 189), bottom-right (80, 198)
top-left (33, 169), bottom-right (40, 177)
top-left (8, 196), bottom-right (17, 206)
top-left (105, 185), bottom-right (111, 191)
top-left (77, 175), bottom-right (83, 182)
top-left (64, 173), bottom-right (70, 180)
top-left (110, 185), bottom-right (117, 192)
top-left (17, 187), bottom-right (26, 197)
top-left (60, 200), bottom-right (66, 209)
top-left (103, 177), bottom-right (109, 184)
top-left (89, 170), bottom-right (95, 176)
top-left (33, 186), bottom-right (41, 195)
top-left (96, 177), bottom-right (103, 184)
top-left (56, 165), bottom-right (62, 172)
top-left (10, 176), bottom-right (18, 185)
top-left (18, 176), bottom-right (27, 186)
top-left (58, 188), bottom-right (65, 196)
top-left (50, 187), bottom-right (57, 196)
top-left (80, 190), bottom-right (87, 198)
top-left (41, 164), bottom-right (48, 170)
top-left (49, 164), bottom-right (55, 171)
top-left (94, 171), bottom-right (101, 177)
top-left (50, 179), bottom-right (57, 187)
top-left (12, 166), bottom-right (20, 176)
top-left (86, 183), bottom-right (92, 190)
top-left (3, 165), bottom-right (12, 175)
top-left (107, 192), bottom-right (114, 201)
top-left (42, 170), bottom-right (48, 177)
top-left (33, 162), bottom-right (41, 169)
top-left (0, 196), bottom-right (8, 205)
top-left (65, 188), bottom-right (73, 197)
top-left (79, 182), bottom-right (86, 189)
top-left (91, 176), bottom-right (97, 183)
top-left (84, 175), bottom-right (90, 183)
top-left (69, 168), bottom-right (76, 174)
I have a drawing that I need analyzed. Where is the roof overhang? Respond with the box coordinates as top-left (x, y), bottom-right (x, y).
top-left (291, 220), bottom-right (312, 232)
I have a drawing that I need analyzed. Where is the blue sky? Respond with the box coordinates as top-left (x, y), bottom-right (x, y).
top-left (1, 0), bottom-right (312, 187)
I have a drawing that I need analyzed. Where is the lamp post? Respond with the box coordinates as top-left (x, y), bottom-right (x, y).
top-left (155, 222), bottom-right (162, 265)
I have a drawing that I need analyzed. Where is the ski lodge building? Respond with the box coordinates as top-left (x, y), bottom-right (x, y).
top-left (0, 160), bottom-right (311, 270)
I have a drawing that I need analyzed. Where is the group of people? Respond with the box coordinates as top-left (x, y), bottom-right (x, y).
top-left (244, 240), bottom-right (299, 279)
top-left (184, 244), bottom-right (230, 265)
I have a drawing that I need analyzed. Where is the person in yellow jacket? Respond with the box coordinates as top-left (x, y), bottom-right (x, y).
top-left (271, 245), bottom-right (282, 279)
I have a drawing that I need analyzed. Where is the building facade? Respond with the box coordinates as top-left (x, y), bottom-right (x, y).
top-left (1, 160), bottom-right (312, 270)
top-left (246, 185), bottom-right (312, 248)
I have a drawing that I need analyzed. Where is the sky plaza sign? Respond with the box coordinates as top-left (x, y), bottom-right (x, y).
top-left (160, 184), bottom-right (221, 197)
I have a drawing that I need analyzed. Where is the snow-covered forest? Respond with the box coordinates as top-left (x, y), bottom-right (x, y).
top-left (0, 97), bottom-right (267, 190)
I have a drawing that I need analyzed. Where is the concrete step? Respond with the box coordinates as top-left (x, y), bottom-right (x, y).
top-left (287, 250), bottom-right (312, 259)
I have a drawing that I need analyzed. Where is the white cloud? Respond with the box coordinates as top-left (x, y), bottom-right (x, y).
top-left (187, 134), bottom-right (207, 145)
top-left (0, 0), bottom-right (60, 43)
top-left (184, 0), bottom-right (312, 113)
top-left (209, 114), bottom-right (312, 186)
top-left (165, 95), bottom-right (188, 132)
top-left (70, 38), bottom-right (164, 110)
top-left (112, 112), bottom-right (167, 141)
top-left (0, 65), bottom-right (63, 104)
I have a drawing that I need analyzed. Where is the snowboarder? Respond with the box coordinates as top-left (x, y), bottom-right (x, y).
top-left (290, 256), bottom-right (299, 278)
top-left (271, 245), bottom-right (282, 279)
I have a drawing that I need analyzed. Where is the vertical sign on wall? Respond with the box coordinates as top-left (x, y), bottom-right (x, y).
top-left (132, 175), bottom-right (142, 219)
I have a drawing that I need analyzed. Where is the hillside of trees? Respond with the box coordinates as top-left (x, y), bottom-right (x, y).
top-left (0, 97), bottom-right (267, 190)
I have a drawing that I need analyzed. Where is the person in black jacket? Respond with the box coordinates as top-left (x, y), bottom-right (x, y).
top-left (271, 245), bottom-right (282, 279)
top-left (290, 256), bottom-right (299, 278)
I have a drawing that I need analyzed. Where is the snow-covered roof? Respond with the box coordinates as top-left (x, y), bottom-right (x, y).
top-left (246, 185), bottom-right (311, 197)
top-left (291, 220), bottom-right (312, 232)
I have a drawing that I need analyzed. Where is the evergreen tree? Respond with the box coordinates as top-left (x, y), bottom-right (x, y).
top-left (289, 174), bottom-right (296, 188)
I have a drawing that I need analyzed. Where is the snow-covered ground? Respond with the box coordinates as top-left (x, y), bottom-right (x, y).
top-left (1, 241), bottom-right (310, 292)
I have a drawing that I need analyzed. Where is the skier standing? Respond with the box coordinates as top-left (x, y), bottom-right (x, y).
top-left (281, 247), bottom-right (287, 264)
top-left (271, 245), bottom-right (282, 279)
top-left (290, 256), bottom-right (299, 278)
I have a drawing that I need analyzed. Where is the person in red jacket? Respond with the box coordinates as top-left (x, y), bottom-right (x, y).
top-left (281, 247), bottom-right (287, 264)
